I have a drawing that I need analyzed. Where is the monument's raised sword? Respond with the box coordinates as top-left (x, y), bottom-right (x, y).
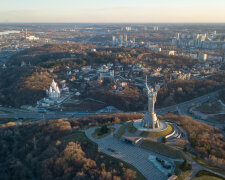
top-left (142, 76), bottom-right (160, 129)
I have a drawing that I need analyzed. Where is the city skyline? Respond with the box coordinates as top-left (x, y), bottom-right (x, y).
top-left (0, 0), bottom-right (225, 23)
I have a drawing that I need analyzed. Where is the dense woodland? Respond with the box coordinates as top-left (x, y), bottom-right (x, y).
top-left (157, 73), bottom-right (225, 107)
top-left (159, 114), bottom-right (225, 169)
top-left (85, 86), bottom-right (146, 111)
top-left (0, 113), bottom-right (144, 180)
top-left (8, 44), bottom-right (94, 67)
top-left (0, 67), bottom-right (55, 107)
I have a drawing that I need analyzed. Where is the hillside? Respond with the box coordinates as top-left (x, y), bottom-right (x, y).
top-left (0, 43), bottom-right (224, 108)
top-left (0, 113), bottom-right (144, 180)
top-left (0, 43), bottom-right (93, 107)
top-left (159, 114), bottom-right (225, 169)
top-left (0, 67), bottom-right (55, 107)
top-left (7, 43), bottom-right (94, 67)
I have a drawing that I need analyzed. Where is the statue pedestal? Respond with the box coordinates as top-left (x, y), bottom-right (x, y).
top-left (133, 119), bottom-right (167, 132)
top-left (141, 112), bottom-right (160, 129)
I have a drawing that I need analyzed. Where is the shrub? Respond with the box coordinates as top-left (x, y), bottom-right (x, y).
top-left (98, 125), bottom-right (109, 136)
top-left (182, 159), bottom-right (192, 171)
top-left (162, 137), bottom-right (167, 143)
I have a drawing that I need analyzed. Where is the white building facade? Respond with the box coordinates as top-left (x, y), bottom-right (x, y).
top-left (46, 80), bottom-right (61, 99)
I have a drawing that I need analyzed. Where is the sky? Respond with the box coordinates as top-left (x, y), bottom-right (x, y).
top-left (0, 0), bottom-right (225, 23)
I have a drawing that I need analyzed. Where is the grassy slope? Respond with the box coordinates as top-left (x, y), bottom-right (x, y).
top-left (141, 140), bottom-right (185, 159)
top-left (127, 122), bottom-right (137, 133)
top-left (194, 170), bottom-right (225, 180)
top-left (140, 124), bottom-right (172, 138)
top-left (174, 161), bottom-right (191, 180)
top-left (115, 124), bottom-right (127, 138)
top-left (0, 118), bottom-right (17, 124)
top-left (92, 127), bottom-right (115, 139)
top-left (187, 152), bottom-right (225, 175)
top-left (0, 110), bottom-right (13, 114)
top-left (195, 101), bottom-right (222, 114)
top-left (193, 176), bottom-right (222, 180)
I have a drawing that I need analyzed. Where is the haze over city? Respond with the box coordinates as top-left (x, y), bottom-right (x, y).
top-left (0, 0), bottom-right (225, 23)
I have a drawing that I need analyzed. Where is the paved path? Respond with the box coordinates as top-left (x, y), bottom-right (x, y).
top-left (218, 99), bottom-right (225, 108)
top-left (170, 143), bottom-right (225, 180)
top-left (183, 151), bottom-right (225, 180)
top-left (85, 124), bottom-right (177, 180)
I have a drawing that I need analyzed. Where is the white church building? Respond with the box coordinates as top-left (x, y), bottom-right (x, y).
top-left (37, 79), bottom-right (70, 108)
top-left (46, 80), bottom-right (61, 99)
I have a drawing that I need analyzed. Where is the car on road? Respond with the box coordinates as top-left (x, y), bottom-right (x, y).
top-left (107, 148), bottom-right (120, 154)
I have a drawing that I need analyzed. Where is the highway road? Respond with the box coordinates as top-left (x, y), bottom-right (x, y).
top-left (156, 89), bottom-right (221, 115)
top-left (156, 89), bottom-right (224, 128)
top-left (0, 89), bottom-right (223, 127)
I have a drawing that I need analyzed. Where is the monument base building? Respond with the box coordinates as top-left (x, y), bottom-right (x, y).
top-left (142, 112), bottom-right (160, 129)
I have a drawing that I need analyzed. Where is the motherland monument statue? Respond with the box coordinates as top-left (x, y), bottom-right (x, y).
top-left (142, 76), bottom-right (160, 129)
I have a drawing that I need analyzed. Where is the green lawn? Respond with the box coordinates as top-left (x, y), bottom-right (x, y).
top-left (140, 124), bottom-right (172, 138)
top-left (127, 122), bottom-right (137, 133)
top-left (51, 99), bottom-right (106, 111)
top-left (92, 127), bottom-right (115, 139)
top-left (115, 124), bottom-right (127, 138)
top-left (209, 114), bottom-right (225, 123)
top-left (193, 170), bottom-right (225, 180)
top-left (0, 118), bottom-right (17, 124)
top-left (174, 161), bottom-right (191, 180)
top-left (193, 176), bottom-right (223, 180)
top-left (195, 101), bottom-right (222, 114)
top-left (60, 131), bottom-right (146, 180)
top-left (0, 110), bottom-right (13, 114)
top-left (22, 118), bottom-right (35, 122)
top-left (141, 140), bottom-right (185, 159)
top-left (187, 152), bottom-right (225, 175)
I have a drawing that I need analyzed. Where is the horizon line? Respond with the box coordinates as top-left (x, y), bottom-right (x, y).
top-left (1, 22), bottom-right (225, 24)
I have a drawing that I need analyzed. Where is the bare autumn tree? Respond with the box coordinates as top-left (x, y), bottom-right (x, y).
top-left (160, 113), bottom-right (225, 169)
